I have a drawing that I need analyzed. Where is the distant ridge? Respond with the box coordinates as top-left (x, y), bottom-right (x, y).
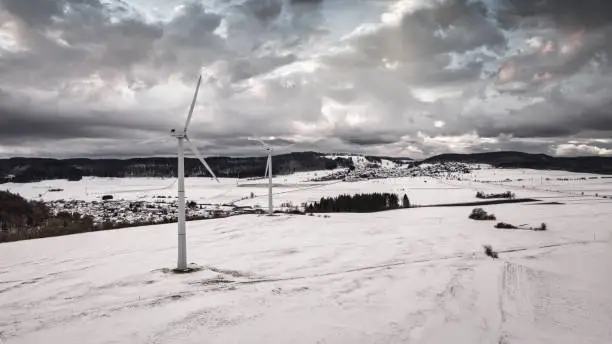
top-left (2, 151), bottom-right (611, 183)
top-left (0, 152), bottom-right (407, 184)
top-left (424, 151), bottom-right (612, 175)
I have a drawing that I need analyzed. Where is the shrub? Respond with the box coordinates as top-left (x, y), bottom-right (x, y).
top-left (285, 209), bottom-right (304, 215)
top-left (483, 245), bottom-right (499, 259)
top-left (469, 208), bottom-right (496, 221)
top-left (534, 223), bottom-right (548, 231)
top-left (495, 222), bottom-right (517, 229)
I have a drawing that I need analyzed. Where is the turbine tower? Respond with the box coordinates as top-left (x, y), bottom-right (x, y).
top-left (170, 74), bottom-right (218, 272)
top-left (250, 138), bottom-right (273, 215)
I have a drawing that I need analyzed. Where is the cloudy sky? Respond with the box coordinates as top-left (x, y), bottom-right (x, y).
top-left (1, 0), bottom-right (611, 158)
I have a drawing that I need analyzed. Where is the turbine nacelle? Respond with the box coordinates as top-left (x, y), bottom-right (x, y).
top-left (170, 129), bottom-right (186, 138)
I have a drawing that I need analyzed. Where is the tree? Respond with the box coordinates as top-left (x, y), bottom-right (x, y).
top-left (402, 194), bottom-right (410, 208)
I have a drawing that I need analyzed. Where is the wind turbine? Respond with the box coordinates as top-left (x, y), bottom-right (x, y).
top-left (249, 137), bottom-right (274, 215)
top-left (170, 74), bottom-right (218, 272)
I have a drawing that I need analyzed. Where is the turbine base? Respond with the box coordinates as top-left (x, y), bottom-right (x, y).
top-left (171, 263), bottom-right (203, 274)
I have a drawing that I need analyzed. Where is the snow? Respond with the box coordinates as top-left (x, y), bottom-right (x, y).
top-left (1, 167), bottom-right (612, 343)
top-left (323, 154), bottom-right (400, 169)
top-left (1, 171), bottom-right (332, 205)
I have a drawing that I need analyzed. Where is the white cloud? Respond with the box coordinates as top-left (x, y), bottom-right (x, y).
top-left (554, 144), bottom-right (612, 157)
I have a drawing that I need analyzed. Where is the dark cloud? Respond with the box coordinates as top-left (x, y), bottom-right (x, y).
top-left (170, 2), bottom-right (223, 34)
top-left (353, 0), bottom-right (506, 62)
top-left (498, 0), bottom-right (612, 29)
top-left (475, 122), bottom-right (575, 139)
top-left (437, 91), bottom-right (612, 140)
top-left (1, 0), bottom-right (65, 26)
top-left (0, 0), bottom-right (104, 27)
top-left (343, 136), bottom-right (399, 146)
top-left (243, 0), bottom-right (282, 23)
top-left (291, 0), bottom-right (323, 4)
top-left (0, 0), bottom-right (227, 89)
top-left (0, 101), bottom-right (166, 143)
top-left (230, 54), bottom-right (297, 82)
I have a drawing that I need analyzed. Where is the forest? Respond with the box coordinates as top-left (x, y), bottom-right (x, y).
top-left (305, 193), bottom-right (410, 213)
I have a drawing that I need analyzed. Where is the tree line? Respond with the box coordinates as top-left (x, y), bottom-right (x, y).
top-left (1, 152), bottom-right (351, 184)
top-left (305, 193), bottom-right (410, 213)
top-left (475, 191), bottom-right (515, 199)
top-left (0, 190), bottom-right (95, 242)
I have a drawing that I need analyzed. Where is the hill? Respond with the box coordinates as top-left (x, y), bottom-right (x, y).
top-left (3, 150), bottom-right (612, 184)
top-left (0, 152), bottom-right (360, 184)
top-left (424, 151), bottom-right (612, 174)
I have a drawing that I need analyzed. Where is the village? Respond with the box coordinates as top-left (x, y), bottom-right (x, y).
top-left (47, 198), bottom-right (251, 228)
top-left (38, 162), bottom-right (474, 228)
top-left (311, 161), bottom-right (473, 181)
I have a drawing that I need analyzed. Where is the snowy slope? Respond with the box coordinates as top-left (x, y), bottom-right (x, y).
top-left (324, 154), bottom-right (400, 169)
top-left (2, 168), bottom-right (612, 343)
top-left (3, 167), bottom-right (610, 209)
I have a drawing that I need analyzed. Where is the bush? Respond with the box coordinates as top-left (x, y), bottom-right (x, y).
top-left (495, 221), bottom-right (547, 231)
top-left (469, 208), bottom-right (496, 221)
top-left (534, 223), bottom-right (548, 231)
top-left (285, 209), bottom-right (304, 215)
top-left (483, 245), bottom-right (499, 259)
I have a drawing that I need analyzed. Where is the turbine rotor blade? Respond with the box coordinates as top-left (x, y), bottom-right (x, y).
top-left (183, 75), bottom-right (203, 133)
top-left (265, 154), bottom-right (271, 178)
top-left (185, 137), bottom-right (219, 183)
top-left (248, 136), bottom-right (269, 148)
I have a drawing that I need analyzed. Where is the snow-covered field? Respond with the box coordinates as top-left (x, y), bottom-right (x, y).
top-left (1, 167), bottom-right (612, 343)
top-left (2, 170), bottom-right (336, 206)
